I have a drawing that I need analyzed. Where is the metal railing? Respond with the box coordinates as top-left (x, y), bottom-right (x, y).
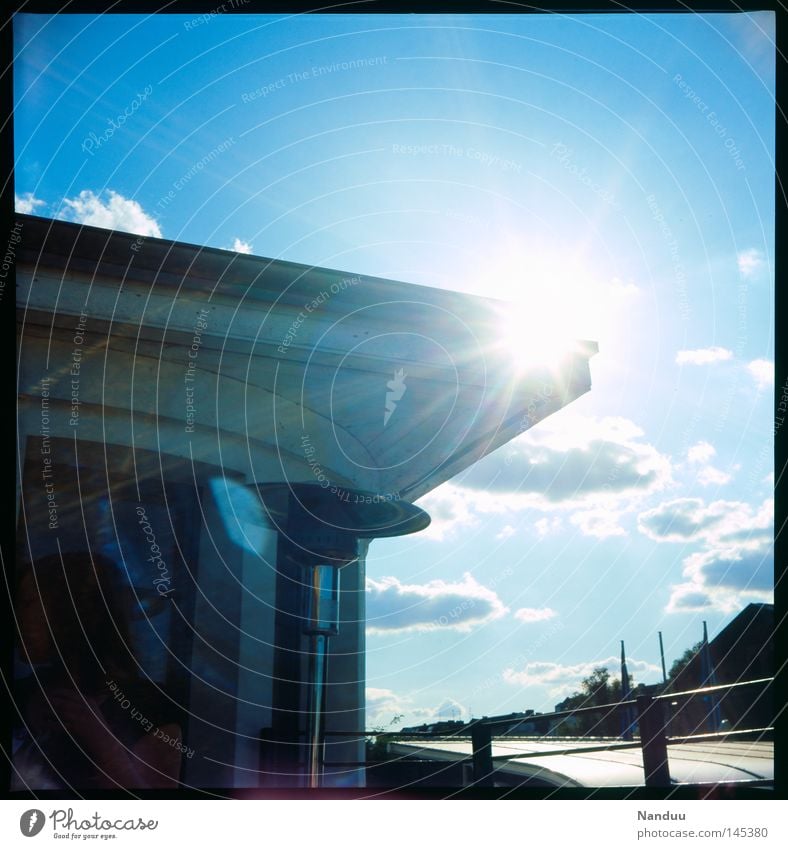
top-left (359, 676), bottom-right (774, 788)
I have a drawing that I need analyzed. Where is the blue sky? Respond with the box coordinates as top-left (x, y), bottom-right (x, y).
top-left (14, 11), bottom-right (775, 726)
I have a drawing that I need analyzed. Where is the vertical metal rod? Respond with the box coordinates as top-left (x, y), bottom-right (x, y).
top-left (620, 640), bottom-right (634, 741)
top-left (471, 723), bottom-right (494, 787)
top-left (701, 621), bottom-right (722, 732)
top-left (306, 632), bottom-right (328, 789)
top-left (658, 631), bottom-right (667, 683)
top-left (637, 694), bottom-right (671, 787)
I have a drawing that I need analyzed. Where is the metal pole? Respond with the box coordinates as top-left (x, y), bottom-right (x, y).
top-left (701, 621), bottom-right (722, 732)
top-left (306, 633), bottom-right (328, 788)
top-left (620, 640), bottom-right (634, 740)
top-left (302, 563), bottom-right (341, 789)
top-left (658, 631), bottom-right (667, 683)
top-left (637, 694), bottom-right (671, 786)
top-left (471, 723), bottom-right (494, 787)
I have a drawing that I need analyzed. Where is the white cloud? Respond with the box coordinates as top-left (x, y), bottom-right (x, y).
top-left (366, 688), bottom-right (468, 727)
top-left (415, 483), bottom-right (482, 540)
top-left (458, 414), bottom-right (672, 507)
top-left (417, 414), bottom-right (671, 541)
top-left (665, 586), bottom-right (714, 613)
top-left (57, 189), bottom-right (162, 237)
top-left (685, 545), bottom-right (772, 593)
top-left (644, 496), bottom-right (774, 613)
top-left (15, 193), bottom-right (46, 214)
top-left (696, 466), bottom-right (732, 486)
top-left (638, 496), bottom-right (771, 544)
top-left (737, 248), bottom-right (766, 279)
top-left (676, 347), bottom-right (733, 365)
top-left (431, 698), bottom-right (468, 722)
top-left (503, 655), bottom-right (661, 698)
top-left (366, 687), bottom-right (402, 714)
top-left (230, 237), bottom-right (253, 254)
top-left (607, 277), bottom-right (639, 298)
top-left (514, 607), bottom-right (557, 623)
top-left (496, 524), bottom-right (517, 541)
top-left (570, 509), bottom-right (626, 538)
top-left (666, 543), bottom-right (773, 614)
top-left (366, 572), bottom-right (508, 634)
top-left (687, 441), bottom-right (715, 465)
top-left (747, 359), bottom-right (773, 391)
top-left (685, 441), bottom-right (731, 487)
top-left (365, 687), bottom-right (411, 727)
top-left (639, 497), bottom-right (711, 542)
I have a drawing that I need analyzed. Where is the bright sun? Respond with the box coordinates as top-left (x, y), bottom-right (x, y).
top-left (498, 306), bottom-right (577, 371)
top-left (467, 242), bottom-right (628, 372)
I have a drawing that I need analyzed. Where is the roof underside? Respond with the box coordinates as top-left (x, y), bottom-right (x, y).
top-left (16, 215), bottom-right (597, 500)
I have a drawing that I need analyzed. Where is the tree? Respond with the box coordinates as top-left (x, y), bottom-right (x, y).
top-left (668, 641), bottom-right (703, 685)
top-left (581, 666), bottom-right (611, 705)
top-left (554, 666), bottom-right (624, 736)
top-left (366, 714), bottom-right (405, 761)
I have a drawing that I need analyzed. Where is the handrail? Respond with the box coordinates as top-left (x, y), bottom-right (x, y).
top-left (655, 677), bottom-right (772, 701)
top-left (386, 676), bottom-right (773, 789)
top-left (667, 726), bottom-right (774, 744)
top-left (489, 741), bottom-right (643, 760)
top-left (293, 676), bottom-right (774, 789)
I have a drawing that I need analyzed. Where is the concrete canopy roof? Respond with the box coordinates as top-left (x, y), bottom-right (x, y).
top-left (16, 214), bottom-right (597, 500)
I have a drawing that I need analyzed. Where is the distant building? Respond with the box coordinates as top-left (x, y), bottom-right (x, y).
top-left (400, 720), bottom-right (467, 735)
top-left (666, 603), bottom-right (774, 736)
